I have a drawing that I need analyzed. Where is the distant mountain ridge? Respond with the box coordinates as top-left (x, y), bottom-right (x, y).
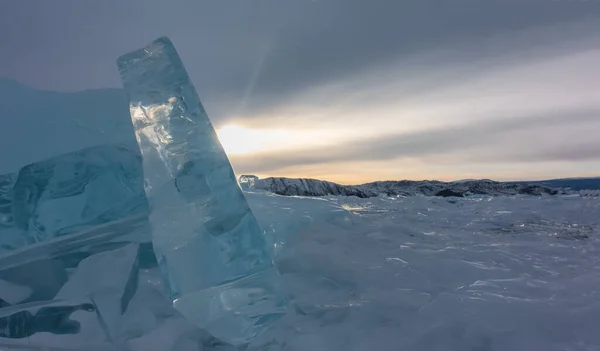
top-left (510, 177), bottom-right (600, 191)
top-left (238, 175), bottom-right (600, 198)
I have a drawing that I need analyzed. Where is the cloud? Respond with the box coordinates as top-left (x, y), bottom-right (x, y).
top-left (2, 1), bottom-right (600, 181)
top-left (221, 22), bottom-right (600, 181)
top-left (2, 1), bottom-right (600, 107)
top-left (229, 107), bottom-right (600, 174)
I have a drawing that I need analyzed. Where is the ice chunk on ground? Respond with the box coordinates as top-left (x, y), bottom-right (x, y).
top-left (117, 36), bottom-right (287, 345)
top-left (0, 173), bottom-right (15, 228)
top-left (0, 192), bottom-right (236, 350)
top-left (55, 243), bottom-right (140, 339)
top-left (0, 215), bottom-right (152, 350)
top-left (238, 175), bottom-right (258, 191)
top-left (4, 144), bottom-right (147, 252)
top-left (0, 173), bottom-right (26, 252)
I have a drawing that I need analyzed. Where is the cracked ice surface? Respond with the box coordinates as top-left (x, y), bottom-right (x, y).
top-left (0, 172), bottom-right (598, 350)
top-left (117, 37), bottom-right (287, 345)
top-left (245, 193), bottom-right (600, 351)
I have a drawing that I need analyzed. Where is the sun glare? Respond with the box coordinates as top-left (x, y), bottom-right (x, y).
top-left (217, 124), bottom-right (309, 155)
top-left (216, 125), bottom-right (265, 155)
top-left (216, 123), bottom-right (344, 156)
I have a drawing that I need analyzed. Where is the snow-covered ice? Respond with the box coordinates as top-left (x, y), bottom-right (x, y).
top-left (0, 185), bottom-right (598, 350)
top-left (245, 193), bottom-right (600, 351)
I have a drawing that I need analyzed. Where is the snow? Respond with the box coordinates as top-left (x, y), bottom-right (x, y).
top-left (244, 193), bottom-right (600, 351)
top-left (0, 186), bottom-right (598, 350)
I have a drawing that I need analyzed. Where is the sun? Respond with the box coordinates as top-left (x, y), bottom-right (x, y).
top-left (216, 123), bottom-right (335, 156)
top-left (216, 124), bottom-right (264, 155)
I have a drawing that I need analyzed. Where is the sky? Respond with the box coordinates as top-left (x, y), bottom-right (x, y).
top-left (1, 0), bottom-right (600, 184)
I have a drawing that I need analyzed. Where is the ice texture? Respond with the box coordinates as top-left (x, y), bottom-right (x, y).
top-left (117, 37), bottom-right (287, 345)
top-left (243, 194), bottom-right (600, 351)
top-left (0, 208), bottom-right (242, 350)
top-left (238, 175), bottom-right (258, 191)
top-left (245, 190), bottom-right (355, 257)
top-left (0, 173), bottom-right (15, 228)
top-left (0, 144), bottom-right (148, 253)
top-left (0, 298), bottom-right (111, 349)
top-left (0, 214), bottom-right (151, 350)
top-left (0, 169), bottom-right (598, 350)
top-left (0, 173), bottom-right (19, 251)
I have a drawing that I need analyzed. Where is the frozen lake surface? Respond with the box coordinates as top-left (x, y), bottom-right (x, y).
top-left (1, 191), bottom-right (598, 350)
top-left (244, 193), bottom-right (600, 351)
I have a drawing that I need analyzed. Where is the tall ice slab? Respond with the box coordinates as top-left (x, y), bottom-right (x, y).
top-left (116, 37), bottom-right (287, 345)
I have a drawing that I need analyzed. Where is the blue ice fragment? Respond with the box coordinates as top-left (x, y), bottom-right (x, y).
top-left (0, 173), bottom-right (23, 252)
top-left (0, 173), bottom-right (16, 228)
top-left (238, 175), bottom-right (258, 191)
top-left (117, 37), bottom-right (287, 345)
top-left (55, 243), bottom-right (140, 339)
top-left (2, 144), bottom-right (148, 253)
top-left (0, 215), bottom-right (150, 349)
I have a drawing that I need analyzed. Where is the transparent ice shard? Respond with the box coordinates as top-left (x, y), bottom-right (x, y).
top-left (0, 173), bottom-right (25, 253)
top-left (0, 173), bottom-right (16, 228)
top-left (5, 144), bottom-right (148, 252)
top-left (0, 215), bottom-right (151, 350)
top-left (238, 175), bottom-right (258, 191)
top-left (117, 37), bottom-right (287, 345)
top-left (55, 243), bottom-right (140, 339)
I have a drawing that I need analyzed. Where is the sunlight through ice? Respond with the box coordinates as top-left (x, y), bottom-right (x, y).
top-left (116, 37), bottom-right (287, 345)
